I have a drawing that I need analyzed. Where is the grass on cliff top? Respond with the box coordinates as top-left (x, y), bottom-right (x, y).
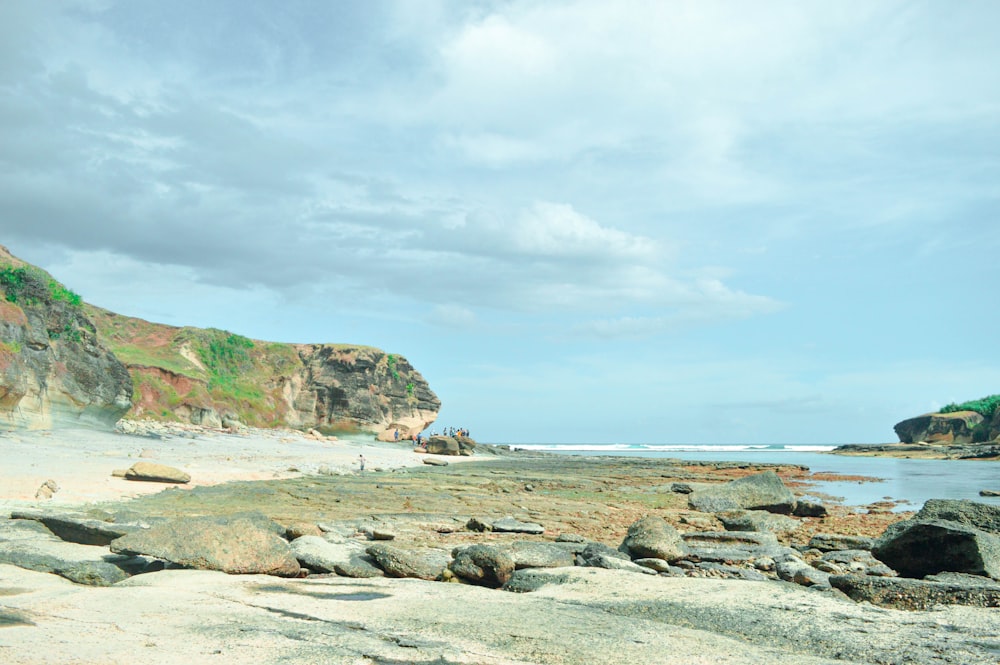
top-left (0, 265), bottom-right (82, 309)
top-left (939, 394), bottom-right (1000, 418)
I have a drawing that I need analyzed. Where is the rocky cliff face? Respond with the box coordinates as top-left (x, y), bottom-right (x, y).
top-left (86, 307), bottom-right (439, 439)
top-left (894, 411), bottom-right (997, 444)
top-left (0, 246), bottom-right (133, 429)
top-left (0, 246), bottom-right (440, 437)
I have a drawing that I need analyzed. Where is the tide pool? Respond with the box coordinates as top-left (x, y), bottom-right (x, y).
top-left (508, 443), bottom-right (1000, 511)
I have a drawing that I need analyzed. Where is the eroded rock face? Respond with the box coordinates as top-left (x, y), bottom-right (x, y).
top-left (893, 411), bottom-right (986, 444)
top-left (293, 345), bottom-right (440, 441)
top-left (0, 246), bottom-right (133, 430)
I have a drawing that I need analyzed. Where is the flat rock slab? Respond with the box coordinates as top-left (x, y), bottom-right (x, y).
top-left (10, 510), bottom-right (141, 547)
top-left (110, 514), bottom-right (301, 577)
top-left (831, 573), bottom-right (1000, 610)
top-left (490, 517), bottom-right (544, 534)
top-left (807, 533), bottom-right (874, 552)
top-left (0, 537), bottom-right (153, 586)
top-left (123, 462), bottom-right (191, 484)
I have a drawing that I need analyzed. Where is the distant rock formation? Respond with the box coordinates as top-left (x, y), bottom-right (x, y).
top-left (0, 246), bottom-right (133, 429)
top-left (0, 245), bottom-right (440, 437)
top-left (894, 411), bottom-right (996, 444)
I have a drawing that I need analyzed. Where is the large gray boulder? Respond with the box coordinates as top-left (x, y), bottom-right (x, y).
top-left (365, 543), bottom-right (449, 580)
top-left (915, 499), bottom-right (1000, 534)
top-left (619, 516), bottom-right (688, 562)
top-left (687, 471), bottom-right (796, 514)
top-left (872, 518), bottom-right (1000, 580)
top-left (450, 544), bottom-right (516, 587)
top-left (110, 513), bottom-right (301, 577)
top-left (425, 436), bottom-right (460, 456)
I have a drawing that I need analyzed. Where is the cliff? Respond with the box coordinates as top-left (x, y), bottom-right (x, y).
top-left (0, 246), bottom-right (133, 429)
top-left (0, 246), bottom-right (440, 437)
top-left (894, 397), bottom-right (1000, 445)
top-left (85, 307), bottom-right (440, 439)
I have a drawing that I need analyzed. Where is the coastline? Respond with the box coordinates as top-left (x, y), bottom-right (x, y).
top-left (2, 426), bottom-right (1000, 663)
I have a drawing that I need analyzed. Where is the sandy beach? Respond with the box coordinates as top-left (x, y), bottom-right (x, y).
top-left (0, 422), bottom-right (462, 507)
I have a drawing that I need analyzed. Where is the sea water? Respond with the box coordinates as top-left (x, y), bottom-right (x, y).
top-left (510, 443), bottom-right (1000, 511)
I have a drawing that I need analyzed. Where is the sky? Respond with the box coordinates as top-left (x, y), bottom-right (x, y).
top-left (1, 0), bottom-right (998, 444)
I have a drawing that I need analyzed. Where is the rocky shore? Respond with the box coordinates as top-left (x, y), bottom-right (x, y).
top-left (2, 428), bottom-right (1000, 664)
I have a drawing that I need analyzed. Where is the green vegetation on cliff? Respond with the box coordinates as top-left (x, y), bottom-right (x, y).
top-left (939, 394), bottom-right (1000, 418)
top-left (0, 265), bottom-right (82, 308)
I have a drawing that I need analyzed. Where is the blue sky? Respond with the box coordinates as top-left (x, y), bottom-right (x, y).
top-left (1, 1), bottom-right (998, 443)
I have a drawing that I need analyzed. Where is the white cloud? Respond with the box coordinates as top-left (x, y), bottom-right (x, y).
top-left (511, 202), bottom-right (655, 259)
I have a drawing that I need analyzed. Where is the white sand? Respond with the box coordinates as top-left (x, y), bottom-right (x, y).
top-left (0, 424), bottom-right (461, 509)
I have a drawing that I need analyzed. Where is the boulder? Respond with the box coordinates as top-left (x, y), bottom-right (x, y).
top-left (365, 543), bottom-right (449, 580)
top-left (775, 556), bottom-right (830, 588)
top-left (872, 519), bottom-right (1000, 579)
top-left (831, 573), bottom-right (1000, 610)
top-left (110, 514), bottom-right (301, 577)
top-left (290, 535), bottom-right (364, 573)
top-left (914, 499), bottom-right (1000, 534)
top-left (577, 543), bottom-right (656, 575)
top-left (687, 471), bottom-right (796, 514)
top-left (123, 462), bottom-right (191, 484)
top-left (576, 542), bottom-right (631, 567)
top-left (619, 516), bottom-right (688, 562)
top-left (718, 510), bottom-right (799, 535)
top-left (425, 436), bottom-right (460, 456)
top-left (422, 457), bottom-right (449, 466)
top-left (450, 544), bottom-right (516, 587)
top-left (333, 553), bottom-right (385, 578)
top-left (792, 500), bottom-right (828, 518)
top-left (491, 517), bottom-right (544, 535)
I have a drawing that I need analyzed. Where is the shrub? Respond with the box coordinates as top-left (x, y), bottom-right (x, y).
top-left (0, 266), bottom-right (81, 308)
top-left (939, 394), bottom-right (1000, 418)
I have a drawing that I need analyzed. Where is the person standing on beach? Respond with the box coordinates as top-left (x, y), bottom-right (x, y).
top-left (358, 454), bottom-right (366, 472)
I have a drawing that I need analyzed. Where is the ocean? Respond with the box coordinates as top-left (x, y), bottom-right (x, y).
top-left (510, 443), bottom-right (1000, 511)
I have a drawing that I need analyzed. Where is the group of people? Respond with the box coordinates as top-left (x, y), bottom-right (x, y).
top-left (428, 426), bottom-right (469, 438)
